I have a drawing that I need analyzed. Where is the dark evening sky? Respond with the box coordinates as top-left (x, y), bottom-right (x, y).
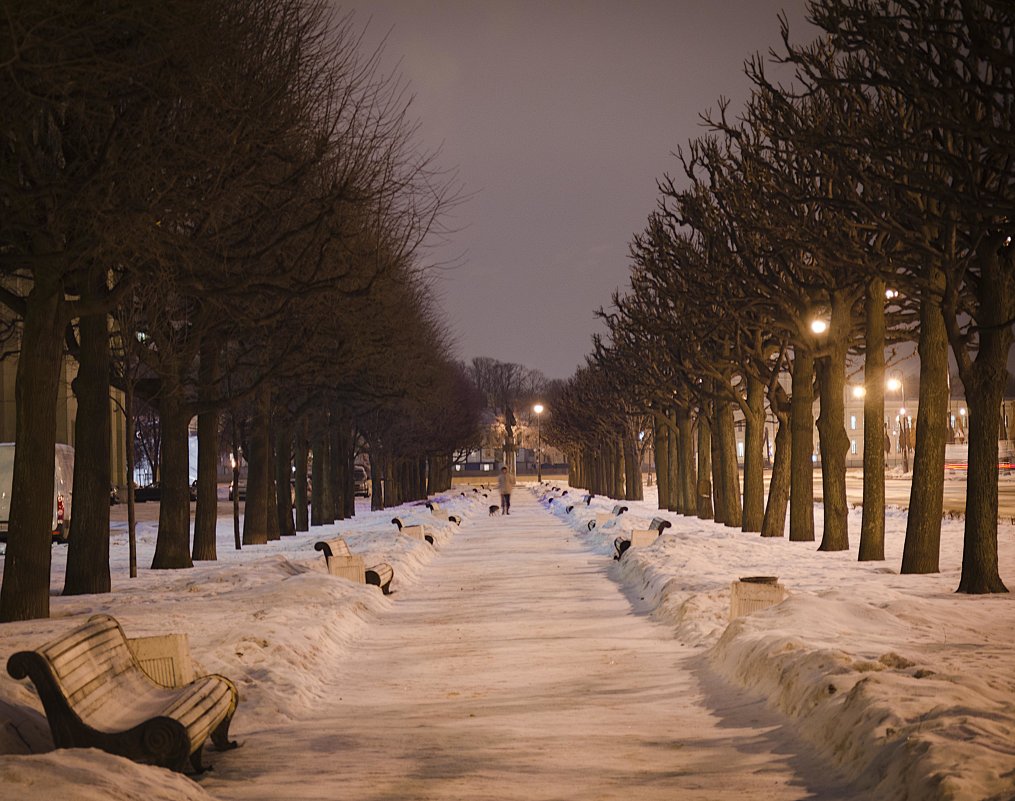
top-left (343, 1), bottom-right (815, 379)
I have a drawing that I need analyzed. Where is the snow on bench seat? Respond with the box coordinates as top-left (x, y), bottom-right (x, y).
top-left (391, 518), bottom-right (434, 544)
top-left (614, 516), bottom-right (672, 560)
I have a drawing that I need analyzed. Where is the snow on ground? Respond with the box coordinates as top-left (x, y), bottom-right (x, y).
top-left (542, 484), bottom-right (1015, 801)
top-left (0, 479), bottom-right (1011, 801)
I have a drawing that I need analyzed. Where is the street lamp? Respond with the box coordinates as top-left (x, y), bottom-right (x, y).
top-left (810, 318), bottom-right (829, 335)
top-left (533, 403), bottom-right (544, 482)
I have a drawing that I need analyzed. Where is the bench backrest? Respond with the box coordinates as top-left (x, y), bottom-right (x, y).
top-left (313, 538), bottom-right (352, 559)
top-left (648, 517), bottom-right (672, 532)
top-left (611, 505), bottom-right (628, 515)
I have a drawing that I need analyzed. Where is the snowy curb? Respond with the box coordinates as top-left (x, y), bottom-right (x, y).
top-left (0, 491), bottom-right (489, 786)
top-left (533, 484), bottom-right (1015, 801)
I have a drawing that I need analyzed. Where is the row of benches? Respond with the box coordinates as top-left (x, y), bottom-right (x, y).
top-left (6, 494), bottom-right (474, 775)
top-left (538, 487), bottom-right (674, 561)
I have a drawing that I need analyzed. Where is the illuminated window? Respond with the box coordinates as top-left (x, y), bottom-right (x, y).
top-left (850, 415), bottom-right (857, 430)
top-left (737, 442), bottom-right (744, 458)
top-left (851, 439), bottom-right (857, 454)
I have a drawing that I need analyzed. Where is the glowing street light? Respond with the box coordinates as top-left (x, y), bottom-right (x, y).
top-left (533, 403), bottom-right (545, 482)
top-left (810, 318), bottom-right (829, 335)
top-left (851, 385), bottom-right (866, 399)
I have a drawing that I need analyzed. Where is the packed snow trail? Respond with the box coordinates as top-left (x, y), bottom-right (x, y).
top-left (201, 489), bottom-right (866, 801)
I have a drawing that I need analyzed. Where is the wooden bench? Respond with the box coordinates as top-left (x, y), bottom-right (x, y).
top-left (614, 516), bottom-right (671, 559)
top-left (582, 493), bottom-right (594, 506)
top-left (425, 501), bottom-right (443, 515)
top-left (391, 517), bottom-right (434, 544)
top-left (589, 504), bottom-right (629, 529)
top-left (448, 514), bottom-right (462, 526)
top-left (6, 614), bottom-right (238, 773)
top-left (314, 537), bottom-right (394, 594)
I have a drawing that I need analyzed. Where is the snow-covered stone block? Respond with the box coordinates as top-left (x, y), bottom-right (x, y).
top-left (729, 578), bottom-right (788, 621)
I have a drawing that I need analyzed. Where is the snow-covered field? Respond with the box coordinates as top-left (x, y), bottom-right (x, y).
top-left (0, 482), bottom-right (1012, 801)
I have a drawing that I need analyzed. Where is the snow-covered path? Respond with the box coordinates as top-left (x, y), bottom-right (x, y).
top-left (200, 489), bottom-right (866, 801)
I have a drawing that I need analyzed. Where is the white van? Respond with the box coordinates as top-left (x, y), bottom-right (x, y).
top-left (353, 464), bottom-right (370, 497)
top-left (0, 442), bottom-right (74, 542)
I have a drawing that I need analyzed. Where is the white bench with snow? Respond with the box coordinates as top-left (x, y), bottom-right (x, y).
top-left (613, 516), bottom-right (672, 559)
top-left (5, 613), bottom-right (239, 773)
top-left (588, 504), bottom-right (629, 530)
top-left (314, 537), bottom-right (394, 594)
top-left (391, 517), bottom-right (434, 544)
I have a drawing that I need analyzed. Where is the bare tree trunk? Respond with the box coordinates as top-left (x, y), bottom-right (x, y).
top-left (960, 378), bottom-right (1009, 593)
top-left (957, 242), bottom-right (1012, 594)
top-left (152, 387), bottom-right (193, 569)
top-left (192, 342), bottom-right (219, 561)
top-left (231, 415), bottom-right (241, 550)
top-left (329, 423), bottom-right (344, 520)
top-left (741, 375), bottom-right (765, 532)
top-left (369, 448), bottom-right (383, 510)
top-left (715, 396), bottom-right (742, 527)
top-left (242, 388), bottom-right (271, 545)
top-left (667, 410), bottom-right (681, 512)
top-left (762, 396), bottom-right (791, 538)
top-left (311, 431), bottom-right (326, 524)
top-left (696, 411), bottom-right (713, 520)
top-left (266, 416), bottom-right (280, 542)
top-left (294, 420), bottom-right (310, 532)
top-left (65, 303), bottom-right (112, 595)
top-left (710, 400), bottom-right (725, 523)
top-left (275, 423), bottom-right (295, 537)
top-left (676, 407), bottom-right (696, 513)
top-left (902, 280), bottom-right (948, 572)
top-left (859, 277), bottom-right (886, 561)
top-left (125, 382), bottom-right (138, 575)
top-left (790, 350), bottom-right (816, 542)
top-left (384, 457), bottom-right (399, 507)
top-left (623, 428), bottom-right (643, 501)
top-left (0, 278), bottom-right (65, 621)
top-left (340, 427), bottom-right (355, 518)
top-left (654, 416), bottom-right (670, 511)
top-left (816, 292), bottom-right (851, 552)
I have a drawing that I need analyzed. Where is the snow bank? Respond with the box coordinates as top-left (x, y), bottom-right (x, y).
top-left (532, 483), bottom-right (1015, 801)
top-left (0, 491), bottom-right (486, 801)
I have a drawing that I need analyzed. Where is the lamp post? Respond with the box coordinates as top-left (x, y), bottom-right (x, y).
top-left (887, 371), bottom-right (908, 472)
top-left (533, 403), bottom-right (544, 482)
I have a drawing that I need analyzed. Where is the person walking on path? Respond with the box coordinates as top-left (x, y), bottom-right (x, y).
top-left (498, 466), bottom-right (515, 514)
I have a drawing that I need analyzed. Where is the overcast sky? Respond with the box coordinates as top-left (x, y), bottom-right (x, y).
top-left (341, 1), bottom-right (815, 379)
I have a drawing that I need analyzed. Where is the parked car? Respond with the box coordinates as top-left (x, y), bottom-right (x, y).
top-left (133, 483), bottom-right (161, 503)
top-left (133, 481), bottom-right (198, 503)
top-left (0, 442), bottom-right (74, 542)
top-left (353, 465), bottom-right (370, 498)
